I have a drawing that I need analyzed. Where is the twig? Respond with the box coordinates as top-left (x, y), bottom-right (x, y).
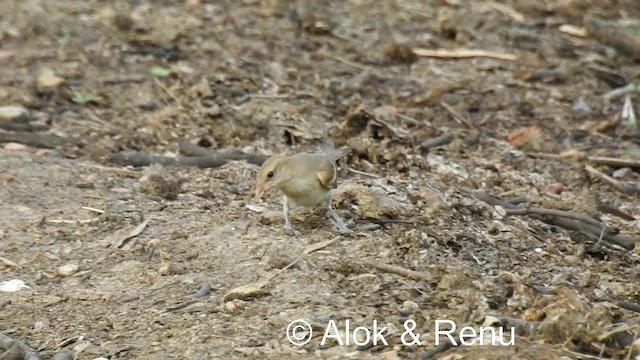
top-left (303, 237), bottom-right (339, 255)
top-left (475, 193), bottom-right (637, 250)
top-left (603, 83), bottom-right (640, 103)
top-left (178, 141), bottom-right (268, 166)
top-left (210, 334), bottom-right (241, 341)
top-left (153, 77), bottom-right (184, 110)
top-left (559, 24), bottom-right (587, 38)
top-left (82, 163), bottom-right (141, 178)
top-left (360, 259), bottom-right (430, 281)
top-left (397, 113), bottom-right (420, 125)
top-left (413, 48), bottom-right (538, 67)
top-left (111, 216), bottom-right (151, 249)
top-left (585, 165), bottom-right (640, 195)
top-left (484, 1), bottom-right (526, 22)
top-left (81, 206), bottom-right (105, 214)
top-left (440, 102), bottom-right (473, 128)
top-left (527, 151), bottom-right (640, 170)
top-left (347, 167), bottom-right (380, 178)
top-left (324, 53), bottom-right (371, 72)
top-left (357, 219), bottom-right (416, 225)
top-left (165, 299), bottom-right (200, 312)
top-left (421, 332), bottom-right (460, 359)
top-left (108, 152), bottom-right (228, 168)
top-left (250, 94), bottom-right (290, 99)
top-left (47, 218), bottom-right (100, 224)
top-left (588, 156), bottom-right (640, 169)
top-left (0, 131), bottom-right (78, 148)
top-left (504, 207), bottom-right (603, 229)
top-left (421, 131), bottom-right (453, 150)
top-left (584, 18), bottom-right (640, 60)
top-left (562, 346), bottom-right (615, 360)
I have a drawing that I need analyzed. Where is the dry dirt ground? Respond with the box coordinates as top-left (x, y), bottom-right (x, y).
top-left (2, 1), bottom-right (640, 359)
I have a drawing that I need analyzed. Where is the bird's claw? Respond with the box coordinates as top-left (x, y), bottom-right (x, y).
top-left (283, 223), bottom-right (300, 236)
top-left (328, 218), bottom-right (353, 235)
top-left (338, 226), bottom-right (354, 235)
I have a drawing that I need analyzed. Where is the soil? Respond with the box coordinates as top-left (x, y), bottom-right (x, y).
top-left (1, 1), bottom-right (640, 359)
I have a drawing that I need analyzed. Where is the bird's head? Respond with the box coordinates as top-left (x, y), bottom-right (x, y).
top-left (254, 155), bottom-right (288, 200)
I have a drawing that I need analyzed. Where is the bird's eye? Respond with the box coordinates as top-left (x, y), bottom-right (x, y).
top-left (266, 171), bottom-right (274, 179)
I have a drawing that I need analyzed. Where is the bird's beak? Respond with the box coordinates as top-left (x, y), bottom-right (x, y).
top-left (254, 182), bottom-right (271, 201)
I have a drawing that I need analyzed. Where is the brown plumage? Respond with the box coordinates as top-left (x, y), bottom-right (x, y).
top-left (254, 149), bottom-right (351, 233)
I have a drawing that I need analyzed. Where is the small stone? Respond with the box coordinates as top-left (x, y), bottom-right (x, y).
top-left (3, 142), bottom-right (27, 152)
top-left (545, 182), bottom-right (563, 195)
top-left (223, 299), bottom-right (245, 314)
top-left (158, 263), bottom-right (184, 276)
top-left (52, 352), bottom-right (73, 360)
top-left (0, 105), bottom-right (28, 120)
top-left (34, 320), bottom-right (46, 332)
top-left (55, 264), bottom-right (79, 277)
top-left (37, 69), bottom-right (65, 88)
top-left (399, 300), bottom-right (419, 316)
top-left (612, 167), bottom-right (631, 178)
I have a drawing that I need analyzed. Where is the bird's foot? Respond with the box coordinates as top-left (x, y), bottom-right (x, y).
top-left (329, 218), bottom-right (354, 235)
top-left (283, 223), bottom-right (300, 236)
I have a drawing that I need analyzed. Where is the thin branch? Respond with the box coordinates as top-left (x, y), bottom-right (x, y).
top-left (360, 259), bottom-right (430, 281)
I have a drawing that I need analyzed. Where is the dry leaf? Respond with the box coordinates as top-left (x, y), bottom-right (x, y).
top-left (246, 204), bottom-right (265, 213)
top-left (507, 126), bottom-right (553, 151)
top-left (223, 280), bottom-right (270, 301)
top-left (303, 237), bottom-right (338, 255)
top-left (37, 70), bottom-right (65, 88)
top-left (0, 256), bottom-right (20, 269)
top-left (111, 217), bottom-right (151, 248)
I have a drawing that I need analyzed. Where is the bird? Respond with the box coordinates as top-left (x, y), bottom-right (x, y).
top-left (254, 149), bottom-right (352, 234)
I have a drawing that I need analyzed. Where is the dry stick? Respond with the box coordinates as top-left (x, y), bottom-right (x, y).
top-left (475, 193), bottom-right (637, 250)
top-left (165, 299), bottom-right (200, 312)
top-left (0, 131), bottom-right (78, 148)
top-left (413, 48), bottom-right (538, 67)
top-left (178, 141), bottom-right (268, 166)
top-left (584, 18), bottom-right (640, 60)
top-left (542, 216), bottom-right (635, 250)
top-left (82, 163), bottom-right (140, 178)
top-left (592, 297), bottom-right (640, 314)
top-left (505, 207), bottom-right (603, 229)
top-left (603, 83), bottom-right (640, 103)
top-left (324, 53), bottom-right (371, 72)
top-left (347, 167), bottom-right (380, 178)
top-left (440, 102), bottom-right (473, 129)
top-left (360, 260), bottom-right (430, 282)
top-left (528, 152), bottom-right (640, 169)
top-left (421, 132), bottom-right (453, 150)
top-left (585, 164), bottom-right (640, 195)
top-left (108, 151), bottom-right (228, 168)
top-left (421, 332), bottom-right (460, 359)
top-left (153, 77), bottom-right (184, 110)
top-left (588, 156), bottom-right (640, 169)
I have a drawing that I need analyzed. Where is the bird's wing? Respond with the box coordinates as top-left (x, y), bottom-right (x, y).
top-left (322, 148), bottom-right (349, 162)
top-left (317, 160), bottom-right (338, 189)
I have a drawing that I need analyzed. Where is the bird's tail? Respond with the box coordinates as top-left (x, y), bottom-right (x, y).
top-left (322, 147), bottom-right (350, 162)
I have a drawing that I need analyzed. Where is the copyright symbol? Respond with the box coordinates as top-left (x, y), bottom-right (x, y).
top-left (286, 319), bottom-right (312, 346)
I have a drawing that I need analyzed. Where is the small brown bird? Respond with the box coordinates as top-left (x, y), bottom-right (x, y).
top-left (254, 149), bottom-right (351, 233)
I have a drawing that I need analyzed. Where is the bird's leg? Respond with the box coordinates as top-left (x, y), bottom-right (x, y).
top-left (282, 195), bottom-right (296, 232)
top-left (326, 198), bottom-right (352, 234)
